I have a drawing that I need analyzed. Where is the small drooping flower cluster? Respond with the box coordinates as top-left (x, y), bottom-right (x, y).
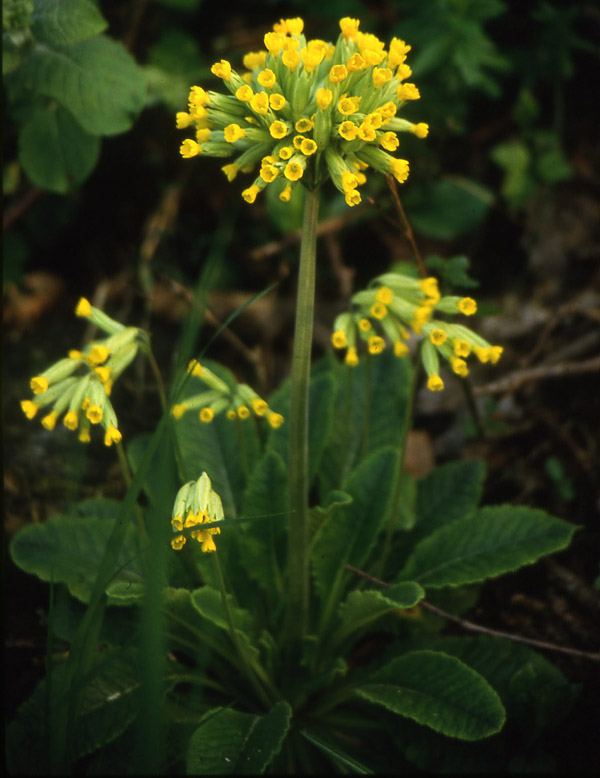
top-left (21, 299), bottom-right (147, 444)
top-left (331, 272), bottom-right (503, 391)
top-left (170, 472), bottom-right (224, 553)
top-left (171, 359), bottom-right (284, 428)
top-left (177, 16), bottom-right (427, 207)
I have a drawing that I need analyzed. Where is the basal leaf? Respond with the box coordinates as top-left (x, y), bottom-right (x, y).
top-left (317, 352), bottom-right (411, 497)
top-left (336, 583), bottom-right (425, 641)
top-left (416, 459), bottom-right (485, 538)
top-left (6, 647), bottom-right (140, 773)
top-left (399, 506), bottom-right (577, 589)
top-left (239, 450), bottom-right (288, 598)
top-left (356, 650), bottom-right (505, 740)
top-left (32, 0), bottom-right (107, 46)
top-left (266, 372), bottom-right (336, 486)
top-left (9, 514), bottom-right (145, 603)
top-left (20, 35), bottom-right (146, 135)
top-left (186, 702), bottom-right (291, 775)
top-left (19, 103), bottom-right (100, 192)
top-left (191, 586), bottom-right (256, 638)
top-left (312, 447), bottom-right (399, 602)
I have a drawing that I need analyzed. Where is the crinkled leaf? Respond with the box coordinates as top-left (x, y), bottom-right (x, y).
top-left (19, 102), bottom-right (100, 192)
top-left (6, 647), bottom-right (140, 773)
top-left (9, 514), bottom-right (145, 603)
top-left (337, 584), bottom-right (425, 638)
top-left (415, 459), bottom-right (485, 539)
top-left (32, 0), bottom-right (107, 46)
top-left (186, 702), bottom-right (292, 775)
top-left (266, 372), bottom-right (336, 486)
top-left (239, 450), bottom-right (288, 597)
top-left (312, 447), bottom-right (399, 599)
top-left (317, 352), bottom-right (411, 496)
top-left (19, 35), bottom-right (145, 135)
top-left (399, 506), bottom-right (577, 589)
top-left (356, 650), bottom-right (505, 740)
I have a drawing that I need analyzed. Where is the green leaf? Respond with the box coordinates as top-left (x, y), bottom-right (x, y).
top-left (6, 647), bottom-right (140, 773)
top-left (356, 650), bottom-right (505, 740)
top-left (186, 702), bottom-right (292, 774)
top-left (18, 102), bottom-right (100, 192)
top-left (336, 583), bottom-right (425, 641)
top-left (399, 506), bottom-right (577, 589)
top-left (19, 35), bottom-right (146, 135)
top-left (32, 0), bottom-right (107, 46)
top-left (191, 586), bottom-right (256, 638)
top-left (404, 178), bottom-right (494, 240)
top-left (239, 450), bottom-right (288, 597)
top-left (9, 514), bottom-right (145, 603)
top-left (312, 447), bottom-right (399, 601)
top-left (415, 459), bottom-right (485, 538)
top-left (266, 372), bottom-right (336, 486)
top-left (317, 352), bottom-right (411, 496)
top-left (309, 489), bottom-right (353, 539)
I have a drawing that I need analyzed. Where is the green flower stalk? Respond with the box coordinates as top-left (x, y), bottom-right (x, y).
top-left (332, 274), bottom-right (503, 389)
top-left (176, 16), bottom-right (427, 207)
top-left (21, 298), bottom-right (148, 446)
top-left (176, 15), bottom-right (428, 643)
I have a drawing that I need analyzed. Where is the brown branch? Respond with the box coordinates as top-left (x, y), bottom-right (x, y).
top-left (474, 355), bottom-right (600, 396)
top-left (3, 186), bottom-right (44, 231)
top-left (345, 564), bottom-right (600, 663)
top-left (385, 175), bottom-right (427, 278)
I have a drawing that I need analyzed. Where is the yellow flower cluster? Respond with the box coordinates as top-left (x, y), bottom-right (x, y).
top-left (20, 299), bottom-right (146, 445)
top-left (170, 472), bottom-right (224, 553)
top-left (171, 359), bottom-right (284, 428)
top-left (331, 273), bottom-right (503, 390)
top-left (176, 17), bottom-right (428, 207)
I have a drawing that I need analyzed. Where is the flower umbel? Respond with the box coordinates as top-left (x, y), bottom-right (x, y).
top-left (171, 359), bottom-right (284, 428)
top-left (331, 273), bottom-right (503, 390)
top-left (170, 472), bottom-right (224, 552)
top-left (21, 299), bottom-right (147, 445)
top-left (177, 17), bottom-right (427, 207)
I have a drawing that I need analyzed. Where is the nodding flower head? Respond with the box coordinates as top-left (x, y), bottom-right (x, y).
top-left (21, 299), bottom-right (145, 445)
top-left (177, 17), bottom-right (427, 207)
top-left (331, 274), bottom-right (503, 390)
top-left (170, 472), bottom-right (224, 553)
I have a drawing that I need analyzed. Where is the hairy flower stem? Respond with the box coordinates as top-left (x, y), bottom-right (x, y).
top-left (286, 186), bottom-right (320, 643)
top-left (212, 552), bottom-right (274, 708)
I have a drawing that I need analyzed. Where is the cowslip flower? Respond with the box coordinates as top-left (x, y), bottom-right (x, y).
top-left (170, 472), bottom-right (224, 552)
top-left (21, 299), bottom-right (147, 444)
top-left (176, 16), bottom-right (428, 207)
top-left (331, 272), bottom-right (502, 389)
top-left (171, 359), bottom-right (284, 429)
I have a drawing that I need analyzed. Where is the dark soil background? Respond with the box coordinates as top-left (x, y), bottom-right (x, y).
top-left (4, 0), bottom-right (600, 773)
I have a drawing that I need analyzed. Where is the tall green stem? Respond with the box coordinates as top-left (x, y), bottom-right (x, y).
top-left (286, 186), bottom-right (320, 642)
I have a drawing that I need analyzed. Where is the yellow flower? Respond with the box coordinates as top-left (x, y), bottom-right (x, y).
top-left (284, 160), bottom-right (304, 181)
top-left (177, 16), bottom-right (425, 207)
top-left (458, 297), bottom-right (477, 316)
top-left (211, 59), bottom-right (232, 80)
top-left (200, 408), bottom-right (215, 423)
top-left (427, 375), bottom-right (444, 391)
top-left (257, 68), bottom-right (277, 88)
top-left (180, 139), bottom-right (201, 158)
